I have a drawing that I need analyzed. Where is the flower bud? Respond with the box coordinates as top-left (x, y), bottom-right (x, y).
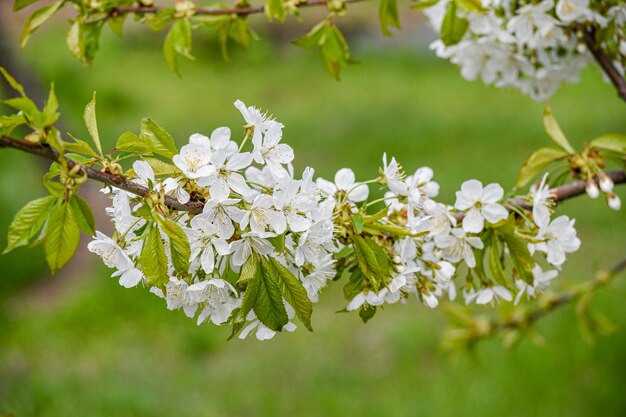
top-left (608, 193), bottom-right (621, 211)
top-left (620, 41), bottom-right (626, 57)
top-left (585, 180), bottom-right (599, 199)
top-left (174, 0), bottom-right (195, 18)
top-left (599, 174), bottom-right (614, 193)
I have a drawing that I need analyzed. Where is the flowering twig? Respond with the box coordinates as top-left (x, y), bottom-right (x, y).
top-left (582, 27), bottom-right (626, 103)
top-left (110, 0), bottom-right (364, 17)
top-left (1, 135), bottom-right (624, 218)
top-left (0, 135), bottom-right (205, 213)
top-left (444, 257), bottom-right (626, 349)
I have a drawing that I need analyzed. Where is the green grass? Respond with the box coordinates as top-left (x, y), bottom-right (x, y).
top-left (1, 23), bottom-right (625, 417)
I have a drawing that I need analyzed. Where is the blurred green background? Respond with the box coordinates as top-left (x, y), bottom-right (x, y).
top-left (1, 6), bottom-right (625, 416)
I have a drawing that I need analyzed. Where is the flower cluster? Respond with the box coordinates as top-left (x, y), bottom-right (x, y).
top-left (423, 0), bottom-right (626, 100)
top-left (88, 101), bottom-right (583, 340)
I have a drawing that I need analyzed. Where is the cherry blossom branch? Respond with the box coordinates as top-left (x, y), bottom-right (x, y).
top-left (110, 0), bottom-right (363, 17)
top-left (0, 135), bottom-right (624, 218)
top-left (582, 27), bottom-right (626, 103)
top-left (0, 135), bottom-right (205, 213)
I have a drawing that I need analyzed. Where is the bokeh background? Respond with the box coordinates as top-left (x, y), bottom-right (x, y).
top-left (1, 2), bottom-right (625, 416)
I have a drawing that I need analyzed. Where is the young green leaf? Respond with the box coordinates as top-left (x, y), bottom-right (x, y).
top-left (66, 21), bottom-right (102, 64)
top-left (228, 256), bottom-right (262, 340)
top-left (410, 0), bottom-right (440, 9)
top-left (351, 213), bottom-right (364, 234)
top-left (265, 0), bottom-right (287, 22)
top-left (163, 19), bottom-right (194, 77)
top-left (140, 225), bottom-right (170, 288)
top-left (590, 134), bottom-right (626, 154)
top-left (4, 195), bottom-right (55, 254)
top-left (440, 0), bottom-right (468, 46)
top-left (84, 92), bottom-right (103, 156)
top-left (379, 0), bottom-right (400, 36)
top-left (254, 259), bottom-right (290, 331)
top-left (543, 107), bottom-right (575, 154)
top-left (0, 67), bottom-right (26, 96)
top-left (500, 227), bottom-right (534, 283)
top-left (108, 14), bottom-right (127, 37)
top-left (160, 218), bottom-right (191, 274)
top-left (353, 235), bottom-right (390, 291)
top-left (143, 157), bottom-right (182, 176)
top-left (115, 131), bottom-right (153, 155)
top-left (44, 201), bottom-right (81, 275)
top-left (266, 257), bottom-right (313, 331)
top-left (42, 83), bottom-right (60, 127)
top-left (20, 1), bottom-right (64, 49)
top-left (140, 118), bottom-right (178, 158)
top-left (64, 135), bottom-right (99, 158)
top-left (70, 195), bottom-right (96, 236)
top-left (457, 0), bottom-right (486, 12)
top-left (14, 0), bottom-right (42, 11)
top-left (293, 21), bottom-right (327, 50)
top-left (516, 147), bottom-right (568, 187)
top-left (488, 240), bottom-right (509, 287)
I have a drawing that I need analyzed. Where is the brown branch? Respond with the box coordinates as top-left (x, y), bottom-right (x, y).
top-left (0, 135), bottom-right (624, 218)
top-left (582, 27), bottom-right (626, 103)
top-left (0, 135), bottom-right (205, 214)
top-left (454, 170), bottom-right (626, 222)
top-left (110, 0), bottom-right (362, 17)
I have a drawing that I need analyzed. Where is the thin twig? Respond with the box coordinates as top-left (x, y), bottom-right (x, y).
top-left (110, 0), bottom-right (363, 17)
top-left (582, 27), bottom-right (626, 103)
top-left (0, 135), bottom-right (205, 214)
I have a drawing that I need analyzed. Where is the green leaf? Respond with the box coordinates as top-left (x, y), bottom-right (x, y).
top-left (267, 235), bottom-right (286, 253)
top-left (293, 21), bottom-right (327, 50)
top-left (0, 67), bottom-right (26, 96)
top-left (108, 14), bottom-right (127, 37)
top-left (115, 131), bottom-right (153, 155)
top-left (364, 222), bottom-right (424, 237)
top-left (42, 83), bottom-right (60, 127)
top-left (14, 0), bottom-right (42, 11)
top-left (44, 200), bottom-right (81, 275)
top-left (228, 256), bottom-right (262, 339)
top-left (20, 1), bottom-right (64, 49)
top-left (143, 157), bottom-right (182, 176)
top-left (64, 135), bottom-right (99, 158)
top-left (2, 97), bottom-right (40, 119)
top-left (352, 235), bottom-right (390, 291)
top-left (140, 224), bottom-right (169, 288)
top-left (351, 213), bottom-right (364, 234)
top-left (140, 118), bottom-right (178, 158)
top-left (163, 19), bottom-right (194, 77)
top-left (160, 218), bottom-right (191, 274)
top-left (146, 9), bottom-right (175, 32)
top-left (488, 240), bottom-right (509, 287)
top-left (84, 92), bottom-right (103, 156)
top-left (265, 0), bottom-right (286, 22)
top-left (499, 221), bottom-right (534, 284)
top-left (254, 258), bottom-right (289, 331)
top-left (379, 0), bottom-right (400, 36)
top-left (457, 0), bottom-right (486, 12)
top-left (70, 195), bottom-right (96, 236)
top-left (4, 196), bottom-right (55, 254)
top-left (590, 134), bottom-right (626, 154)
top-left (410, 0), bottom-right (440, 9)
top-left (359, 305), bottom-right (377, 323)
top-left (543, 106), bottom-right (575, 154)
top-left (320, 24), bottom-right (354, 80)
top-left (266, 257), bottom-right (313, 331)
top-left (66, 21), bottom-right (102, 63)
top-left (516, 147), bottom-right (568, 188)
top-left (440, 0), bottom-right (468, 46)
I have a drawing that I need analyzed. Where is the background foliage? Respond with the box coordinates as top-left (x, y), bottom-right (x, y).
top-left (1, 10), bottom-right (626, 416)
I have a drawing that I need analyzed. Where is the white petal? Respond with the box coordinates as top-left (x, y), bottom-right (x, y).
top-left (462, 209), bottom-right (485, 233)
top-left (481, 203), bottom-right (508, 224)
top-left (334, 168), bottom-right (356, 190)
